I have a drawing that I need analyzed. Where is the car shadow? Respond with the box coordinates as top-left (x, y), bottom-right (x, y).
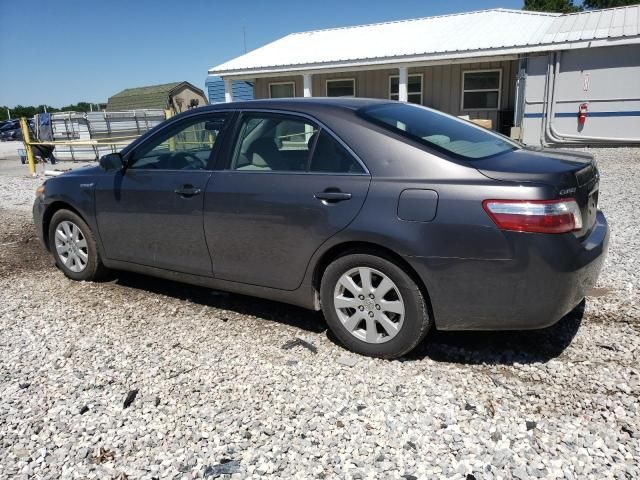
top-left (405, 300), bottom-right (585, 365)
top-left (112, 271), bottom-right (327, 334)
top-left (111, 271), bottom-right (584, 365)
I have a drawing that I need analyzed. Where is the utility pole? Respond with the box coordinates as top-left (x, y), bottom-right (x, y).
top-left (6, 108), bottom-right (10, 120)
top-left (44, 105), bottom-right (47, 113)
top-left (243, 26), bottom-right (247, 53)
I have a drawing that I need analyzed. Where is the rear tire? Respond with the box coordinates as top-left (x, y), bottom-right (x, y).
top-left (48, 209), bottom-right (107, 281)
top-left (320, 253), bottom-right (431, 359)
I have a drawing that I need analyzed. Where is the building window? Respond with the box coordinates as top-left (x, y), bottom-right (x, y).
top-left (326, 79), bottom-right (355, 97)
top-left (269, 82), bottom-right (295, 98)
top-left (389, 74), bottom-right (423, 104)
top-left (462, 69), bottom-right (501, 110)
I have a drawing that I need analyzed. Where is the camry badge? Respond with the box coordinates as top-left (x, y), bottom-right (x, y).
top-left (559, 187), bottom-right (577, 196)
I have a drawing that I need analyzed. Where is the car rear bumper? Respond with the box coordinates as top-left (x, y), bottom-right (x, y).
top-left (407, 210), bottom-right (609, 330)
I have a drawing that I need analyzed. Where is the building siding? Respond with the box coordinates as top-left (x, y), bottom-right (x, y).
top-left (170, 85), bottom-right (209, 113)
top-left (255, 76), bottom-right (304, 99)
top-left (253, 59), bottom-right (517, 131)
top-left (522, 44), bottom-right (640, 145)
top-left (207, 76), bottom-right (254, 104)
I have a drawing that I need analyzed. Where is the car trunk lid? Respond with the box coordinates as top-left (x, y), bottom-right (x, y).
top-left (473, 148), bottom-right (600, 237)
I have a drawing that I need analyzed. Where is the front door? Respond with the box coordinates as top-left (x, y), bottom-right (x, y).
top-left (95, 113), bottom-right (230, 276)
top-left (204, 112), bottom-right (371, 290)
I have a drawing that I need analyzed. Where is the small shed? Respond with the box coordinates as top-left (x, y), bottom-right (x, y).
top-left (106, 81), bottom-right (208, 113)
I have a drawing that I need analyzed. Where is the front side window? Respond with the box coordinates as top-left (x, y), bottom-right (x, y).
top-left (269, 82), bottom-right (295, 98)
top-left (326, 79), bottom-right (355, 97)
top-left (389, 74), bottom-right (423, 104)
top-left (130, 115), bottom-right (227, 170)
top-left (360, 103), bottom-right (518, 160)
top-left (462, 70), bottom-right (501, 110)
top-left (232, 114), bottom-right (318, 172)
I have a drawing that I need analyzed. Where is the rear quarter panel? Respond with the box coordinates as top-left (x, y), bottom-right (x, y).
top-left (297, 127), bottom-right (561, 328)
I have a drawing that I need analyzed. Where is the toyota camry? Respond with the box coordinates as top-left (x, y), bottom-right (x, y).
top-left (33, 98), bottom-right (608, 358)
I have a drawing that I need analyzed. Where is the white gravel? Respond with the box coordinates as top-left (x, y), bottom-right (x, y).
top-left (0, 149), bottom-right (638, 479)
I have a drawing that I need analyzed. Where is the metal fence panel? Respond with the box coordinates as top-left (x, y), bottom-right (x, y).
top-left (35, 109), bottom-right (166, 160)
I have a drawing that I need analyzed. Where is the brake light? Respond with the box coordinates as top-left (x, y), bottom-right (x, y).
top-left (483, 199), bottom-right (582, 234)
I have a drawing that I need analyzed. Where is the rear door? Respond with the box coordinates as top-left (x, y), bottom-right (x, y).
top-left (204, 111), bottom-right (370, 290)
top-left (95, 112), bottom-right (230, 276)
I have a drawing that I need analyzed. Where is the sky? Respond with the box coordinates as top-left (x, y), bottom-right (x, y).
top-left (0, 0), bottom-right (522, 107)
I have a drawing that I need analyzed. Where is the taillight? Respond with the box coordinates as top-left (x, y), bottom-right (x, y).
top-left (482, 198), bottom-right (583, 234)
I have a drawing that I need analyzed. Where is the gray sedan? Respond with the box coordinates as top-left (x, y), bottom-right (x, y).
top-left (32, 98), bottom-right (608, 358)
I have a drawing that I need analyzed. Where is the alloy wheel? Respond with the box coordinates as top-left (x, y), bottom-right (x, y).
top-left (333, 267), bottom-right (405, 344)
top-left (54, 220), bottom-right (88, 273)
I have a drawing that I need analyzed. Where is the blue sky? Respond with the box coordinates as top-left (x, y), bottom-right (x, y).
top-left (0, 0), bottom-right (522, 107)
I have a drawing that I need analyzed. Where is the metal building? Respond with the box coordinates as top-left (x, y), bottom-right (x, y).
top-left (209, 6), bottom-right (640, 146)
top-left (206, 76), bottom-right (254, 103)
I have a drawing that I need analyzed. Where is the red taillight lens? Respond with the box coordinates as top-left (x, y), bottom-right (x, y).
top-left (482, 199), bottom-right (583, 234)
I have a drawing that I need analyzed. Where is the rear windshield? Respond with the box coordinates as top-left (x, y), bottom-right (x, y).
top-left (359, 103), bottom-right (519, 160)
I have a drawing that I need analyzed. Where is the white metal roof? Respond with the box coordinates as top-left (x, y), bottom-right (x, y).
top-left (541, 5), bottom-right (640, 43)
top-left (210, 6), bottom-right (640, 77)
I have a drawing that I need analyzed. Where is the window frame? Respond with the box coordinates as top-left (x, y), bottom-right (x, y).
top-left (460, 69), bottom-right (502, 111)
top-left (124, 111), bottom-right (231, 171)
top-left (388, 73), bottom-right (423, 104)
top-left (268, 81), bottom-right (296, 99)
top-left (224, 109), bottom-right (370, 175)
top-left (326, 78), bottom-right (356, 98)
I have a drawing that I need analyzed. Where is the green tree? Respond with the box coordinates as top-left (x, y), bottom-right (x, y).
top-left (582, 0), bottom-right (639, 8)
top-left (0, 102), bottom-right (100, 121)
top-left (10, 105), bottom-right (37, 119)
top-left (524, 0), bottom-right (639, 11)
top-left (524, 0), bottom-right (582, 12)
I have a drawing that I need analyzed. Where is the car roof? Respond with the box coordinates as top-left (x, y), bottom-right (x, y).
top-left (197, 97), bottom-right (393, 116)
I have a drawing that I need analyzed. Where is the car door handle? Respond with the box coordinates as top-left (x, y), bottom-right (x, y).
top-left (174, 185), bottom-right (202, 197)
top-left (314, 191), bottom-right (352, 202)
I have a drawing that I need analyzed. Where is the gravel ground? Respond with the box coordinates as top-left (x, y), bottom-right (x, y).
top-left (0, 149), bottom-right (638, 479)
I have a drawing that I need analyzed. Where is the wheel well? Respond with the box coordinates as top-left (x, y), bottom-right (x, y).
top-left (312, 241), bottom-right (434, 318)
top-left (41, 202), bottom-right (87, 250)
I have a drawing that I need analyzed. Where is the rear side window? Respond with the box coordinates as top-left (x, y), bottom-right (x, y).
top-left (359, 103), bottom-right (518, 160)
top-left (232, 114), bottom-right (317, 172)
top-left (310, 131), bottom-right (365, 174)
top-left (232, 113), bottom-right (365, 174)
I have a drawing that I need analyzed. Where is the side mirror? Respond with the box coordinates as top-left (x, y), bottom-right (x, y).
top-left (99, 152), bottom-right (125, 171)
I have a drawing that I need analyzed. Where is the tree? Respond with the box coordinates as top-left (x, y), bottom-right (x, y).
top-left (582, 0), bottom-right (639, 8)
top-left (523, 0), bottom-right (582, 12)
top-left (0, 102), bottom-right (100, 121)
top-left (524, 0), bottom-right (639, 11)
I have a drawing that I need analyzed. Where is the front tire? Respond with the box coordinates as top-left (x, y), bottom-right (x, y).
top-left (320, 253), bottom-right (431, 359)
top-left (48, 209), bottom-right (107, 281)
